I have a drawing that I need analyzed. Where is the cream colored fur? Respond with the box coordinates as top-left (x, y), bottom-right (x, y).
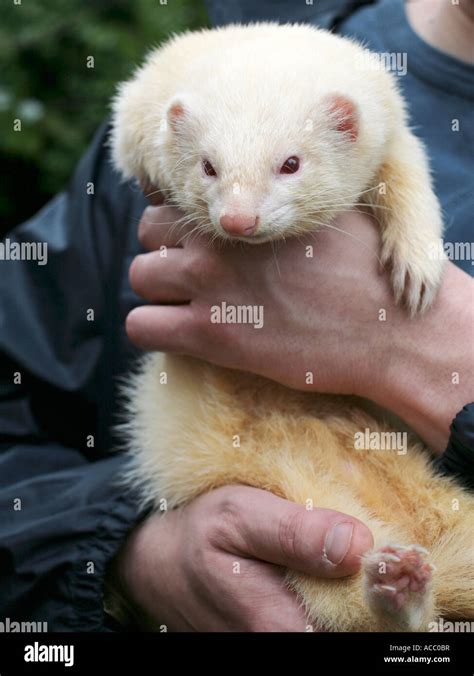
top-left (111, 24), bottom-right (473, 631)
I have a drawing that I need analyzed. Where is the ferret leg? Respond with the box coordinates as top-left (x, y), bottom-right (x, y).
top-left (362, 544), bottom-right (435, 631)
top-left (367, 129), bottom-right (445, 315)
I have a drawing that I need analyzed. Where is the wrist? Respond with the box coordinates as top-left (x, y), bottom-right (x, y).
top-left (105, 515), bottom-right (162, 628)
top-left (103, 535), bottom-right (141, 626)
top-left (367, 264), bottom-right (474, 454)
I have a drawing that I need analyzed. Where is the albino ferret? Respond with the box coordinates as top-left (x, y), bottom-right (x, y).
top-left (111, 23), bottom-right (473, 631)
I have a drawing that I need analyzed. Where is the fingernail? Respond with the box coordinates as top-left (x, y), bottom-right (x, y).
top-left (324, 522), bottom-right (354, 565)
top-left (144, 205), bottom-right (163, 216)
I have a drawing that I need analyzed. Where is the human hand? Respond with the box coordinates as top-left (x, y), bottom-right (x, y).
top-left (114, 485), bottom-right (373, 631)
top-left (127, 206), bottom-right (474, 452)
top-left (127, 207), bottom-right (390, 393)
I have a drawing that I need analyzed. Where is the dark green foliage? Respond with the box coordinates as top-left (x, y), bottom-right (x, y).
top-left (0, 0), bottom-right (208, 231)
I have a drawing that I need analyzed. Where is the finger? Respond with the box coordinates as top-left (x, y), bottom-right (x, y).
top-left (138, 206), bottom-right (188, 251)
top-left (212, 486), bottom-right (374, 578)
top-left (126, 304), bottom-right (200, 353)
top-left (206, 558), bottom-right (311, 632)
top-left (129, 250), bottom-right (192, 303)
top-left (140, 180), bottom-right (165, 206)
top-left (237, 560), bottom-right (315, 632)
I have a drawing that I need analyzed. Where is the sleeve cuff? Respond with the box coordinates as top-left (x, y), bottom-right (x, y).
top-left (434, 403), bottom-right (474, 491)
top-left (63, 476), bottom-right (147, 631)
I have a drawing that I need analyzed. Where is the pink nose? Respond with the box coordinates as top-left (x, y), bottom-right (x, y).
top-left (220, 214), bottom-right (258, 237)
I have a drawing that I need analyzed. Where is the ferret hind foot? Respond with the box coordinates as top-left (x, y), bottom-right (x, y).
top-left (362, 544), bottom-right (435, 631)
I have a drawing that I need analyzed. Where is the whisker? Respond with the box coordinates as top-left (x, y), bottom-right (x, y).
top-left (289, 183), bottom-right (387, 205)
top-left (270, 239), bottom-right (282, 278)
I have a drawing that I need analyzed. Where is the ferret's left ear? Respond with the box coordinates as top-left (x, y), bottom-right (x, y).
top-left (167, 96), bottom-right (194, 134)
top-left (324, 94), bottom-right (358, 142)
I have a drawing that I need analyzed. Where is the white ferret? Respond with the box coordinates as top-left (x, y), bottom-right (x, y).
top-left (110, 23), bottom-right (473, 631)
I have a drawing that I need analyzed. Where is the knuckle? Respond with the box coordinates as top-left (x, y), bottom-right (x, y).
top-left (139, 207), bottom-right (171, 248)
top-left (181, 506), bottom-right (213, 569)
top-left (137, 208), bottom-right (157, 247)
top-left (183, 250), bottom-right (212, 288)
top-left (125, 310), bottom-right (145, 348)
top-left (137, 220), bottom-right (149, 249)
top-left (182, 536), bottom-right (211, 585)
top-left (205, 488), bottom-right (247, 548)
top-left (278, 509), bottom-right (308, 564)
top-left (128, 255), bottom-right (145, 293)
top-left (184, 526), bottom-right (207, 567)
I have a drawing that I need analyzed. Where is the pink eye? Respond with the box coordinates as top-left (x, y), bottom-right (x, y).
top-left (279, 156), bottom-right (300, 174)
top-left (202, 159), bottom-right (217, 177)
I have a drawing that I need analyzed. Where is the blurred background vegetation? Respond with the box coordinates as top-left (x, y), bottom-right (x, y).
top-left (0, 0), bottom-right (208, 234)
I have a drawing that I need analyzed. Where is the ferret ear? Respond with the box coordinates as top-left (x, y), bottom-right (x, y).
top-left (324, 94), bottom-right (358, 142)
top-left (167, 97), bottom-right (193, 134)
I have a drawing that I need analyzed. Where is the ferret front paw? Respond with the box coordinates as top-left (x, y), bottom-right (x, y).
top-left (381, 241), bottom-right (445, 316)
top-left (363, 544), bottom-right (435, 631)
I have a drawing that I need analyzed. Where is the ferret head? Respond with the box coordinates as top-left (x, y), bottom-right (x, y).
top-left (114, 58), bottom-right (366, 243)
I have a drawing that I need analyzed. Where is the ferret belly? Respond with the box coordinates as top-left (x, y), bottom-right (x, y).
top-left (126, 352), bottom-right (455, 533)
top-left (123, 352), bottom-right (474, 630)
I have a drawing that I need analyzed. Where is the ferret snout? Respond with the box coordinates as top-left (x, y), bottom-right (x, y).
top-left (219, 213), bottom-right (259, 237)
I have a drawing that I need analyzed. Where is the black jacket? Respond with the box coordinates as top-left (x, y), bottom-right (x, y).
top-left (0, 121), bottom-right (148, 630)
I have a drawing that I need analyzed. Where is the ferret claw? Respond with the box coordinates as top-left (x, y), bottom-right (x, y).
top-left (376, 584), bottom-right (397, 593)
top-left (410, 545), bottom-right (429, 555)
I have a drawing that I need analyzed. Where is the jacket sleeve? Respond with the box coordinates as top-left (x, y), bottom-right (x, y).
top-left (0, 121), bottom-right (148, 631)
top-left (434, 404), bottom-right (474, 491)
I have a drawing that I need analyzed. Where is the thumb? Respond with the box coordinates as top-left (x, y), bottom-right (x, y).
top-left (216, 486), bottom-right (374, 578)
